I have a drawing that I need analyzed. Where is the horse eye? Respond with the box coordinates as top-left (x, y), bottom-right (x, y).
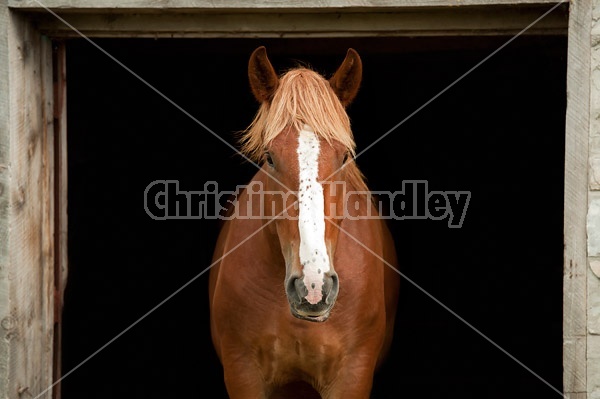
top-left (265, 152), bottom-right (274, 167)
top-left (342, 152), bottom-right (350, 164)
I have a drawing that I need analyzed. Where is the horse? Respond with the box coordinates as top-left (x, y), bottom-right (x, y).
top-left (209, 46), bottom-right (400, 399)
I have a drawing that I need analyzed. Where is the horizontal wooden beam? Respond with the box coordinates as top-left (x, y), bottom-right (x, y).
top-left (8, 0), bottom-right (566, 12)
top-left (27, 7), bottom-right (568, 38)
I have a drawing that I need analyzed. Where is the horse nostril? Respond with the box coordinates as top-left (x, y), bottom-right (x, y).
top-left (325, 272), bottom-right (339, 304)
top-left (285, 276), bottom-right (306, 305)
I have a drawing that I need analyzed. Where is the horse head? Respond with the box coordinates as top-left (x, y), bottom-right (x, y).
top-left (244, 46), bottom-right (363, 322)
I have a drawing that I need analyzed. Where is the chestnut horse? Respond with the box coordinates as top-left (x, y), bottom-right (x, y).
top-left (209, 47), bottom-right (400, 399)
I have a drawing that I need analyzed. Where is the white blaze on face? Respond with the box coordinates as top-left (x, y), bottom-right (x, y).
top-left (297, 125), bottom-right (331, 305)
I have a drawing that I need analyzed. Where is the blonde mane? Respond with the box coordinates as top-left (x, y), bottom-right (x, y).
top-left (239, 67), bottom-right (368, 192)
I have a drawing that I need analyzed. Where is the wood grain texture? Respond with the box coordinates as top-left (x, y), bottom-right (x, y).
top-left (588, 335), bottom-right (600, 398)
top-left (564, 394), bottom-right (588, 399)
top-left (7, 0), bottom-right (566, 11)
top-left (1, 11), bottom-right (56, 399)
top-left (0, 3), bottom-right (12, 397)
top-left (52, 40), bottom-right (67, 399)
top-left (564, 337), bottom-right (587, 394)
top-left (590, 2), bottom-right (600, 191)
top-left (590, 2), bottom-right (600, 396)
top-left (29, 7), bottom-right (568, 38)
top-left (564, 0), bottom-right (591, 396)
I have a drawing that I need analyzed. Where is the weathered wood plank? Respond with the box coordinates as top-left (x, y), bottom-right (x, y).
top-left (564, 393), bottom-right (588, 399)
top-left (53, 42), bottom-right (67, 307)
top-left (0, 2), bottom-right (12, 397)
top-left (40, 32), bottom-right (56, 399)
top-left (4, 11), bottom-right (56, 399)
top-left (52, 39), bottom-right (67, 399)
top-left (7, 0), bottom-right (567, 11)
top-left (564, 337), bottom-right (587, 394)
top-left (590, 0), bottom-right (600, 191)
top-left (588, 335), bottom-right (600, 399)
top-left (564, 0), bottom-right (591, 395)
top-left (29, 7), bottom-right (568, 38)
top-left (589, 1), bottom-right (600, 398)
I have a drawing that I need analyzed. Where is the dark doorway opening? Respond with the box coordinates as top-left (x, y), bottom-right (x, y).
top-left (63, 36), bottom-right (566, 399)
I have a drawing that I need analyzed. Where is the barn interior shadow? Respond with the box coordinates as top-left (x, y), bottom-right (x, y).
top-left (63, 36), bottom-right (565, 399)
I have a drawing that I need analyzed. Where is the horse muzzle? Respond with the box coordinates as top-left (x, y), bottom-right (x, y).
top-left (285, 272), bottom-right (339, 323)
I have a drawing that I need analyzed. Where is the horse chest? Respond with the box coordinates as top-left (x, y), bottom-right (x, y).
top-left (254, 333), bottom-right (344, 383)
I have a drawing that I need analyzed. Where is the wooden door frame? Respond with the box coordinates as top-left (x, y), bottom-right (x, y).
top-left (0, 1), bottom-right (584, 398)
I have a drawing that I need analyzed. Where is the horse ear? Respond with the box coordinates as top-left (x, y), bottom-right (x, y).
top-left (329, 48), bottom-right (362, 107)
top-left (248, 46), bottom-right (279, 103)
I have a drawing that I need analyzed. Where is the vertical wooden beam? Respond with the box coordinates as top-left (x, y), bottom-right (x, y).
top-left (564, 0), bottom-right (591, 397)
top-left (0, 2), bottom-right (12, 396)
top-left (587, 2), bottom-right (600, 398)
top-left (0, 9), bottom-right (56, 399)
top-left (52, 40), bottom-right (67, 399)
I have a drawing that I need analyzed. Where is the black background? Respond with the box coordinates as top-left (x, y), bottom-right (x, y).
top-left (63, 35), bottom-right (566, 398)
